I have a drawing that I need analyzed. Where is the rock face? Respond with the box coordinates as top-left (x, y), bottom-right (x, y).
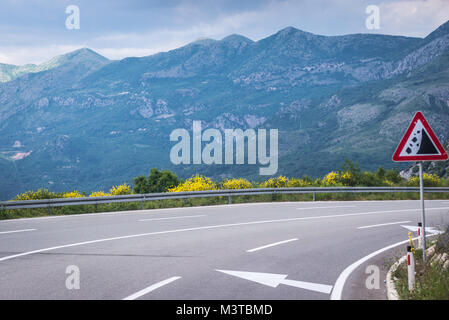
top-left (1, 22), bottom-right (449, 198)
top-left (401, 139), bottom-right (449, 179)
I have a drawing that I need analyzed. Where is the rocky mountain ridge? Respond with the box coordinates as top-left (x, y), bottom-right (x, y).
top-left (1, 22), bottom-right (449, 199)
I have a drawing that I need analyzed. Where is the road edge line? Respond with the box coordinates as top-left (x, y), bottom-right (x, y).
top-left (330, 233), bottom-right (440, 300)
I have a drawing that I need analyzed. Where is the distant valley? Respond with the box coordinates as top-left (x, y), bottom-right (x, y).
top-left (1, 21), bottom-right (449, 199)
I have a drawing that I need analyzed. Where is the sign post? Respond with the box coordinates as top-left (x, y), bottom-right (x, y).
top-left (418, 162), bottom-right (426, 261)
top-left (392, 111), bottom-right (448, 263)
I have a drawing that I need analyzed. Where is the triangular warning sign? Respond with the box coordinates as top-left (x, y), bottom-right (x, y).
top-left (393, 112), bottom-right (448, 162)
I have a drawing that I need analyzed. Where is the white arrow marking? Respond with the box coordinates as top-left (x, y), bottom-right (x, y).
top-left (400, 225), bottom-right (442, 235)
top-left (216, 269), bottom-right (333, 294)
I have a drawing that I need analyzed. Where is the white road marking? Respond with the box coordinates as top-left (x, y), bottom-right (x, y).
top-left (123, 276), bottom-right (181, 300)
top-left (0, 211), bottom-right (131, 222)
top-left (297, 205), bottom-right (356, 210)
top-left (1, 200), bottom-right (447, 224)
top-left (216, 270), bottom-right (333, 294)
top-left (246, 238), bottom-right (298, 253)
top-left (0, 229), bottom-right (36, 235)
top-left (0, 201), bottom-right (288, 223)
top-left (139, 215), bottom-right (205, 222)
top-left (400, 225), bottom-right (440, 234)
top-left (330, 232), bottom-right (442, 300)
top-left (2, 206), bottom-right (449, 263)
top-left (357, 221), bottom-right (411, 229)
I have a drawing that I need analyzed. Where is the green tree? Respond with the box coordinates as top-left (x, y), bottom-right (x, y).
top-left (133, 175), bottom-right (149, 194)
top-left (376, 166), bottom-right (386, 179)
top-left (133, 168), bottom-right (180, 194)
top-left (358, 171), bottom-right (383, 186)
top-left (339, 159), bottom-right (361, 186)
top-left (385, 168), bottom-right (402, 184)
top-left (149, 168), bottom-right (180, 193)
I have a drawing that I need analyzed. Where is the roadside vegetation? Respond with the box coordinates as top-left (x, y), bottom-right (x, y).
top-left (393, 227), bottom-right (449, 299)
top-left (2, 161), bottom-right (449, 220)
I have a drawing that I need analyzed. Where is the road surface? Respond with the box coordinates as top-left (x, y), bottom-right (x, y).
top-left (0, 200), bottom-right (448, 300)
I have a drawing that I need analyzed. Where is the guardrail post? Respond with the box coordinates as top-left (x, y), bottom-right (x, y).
top-left (407, 245), bottom-right (415, 291)
top-left (228, 195), bottom-right (231, 204)
top-left (48, 204), bottom-right (51, 215)
top-left (141, 196), bottom-right (144, 210)
top-left (313, 192), bottom-right (315, 202)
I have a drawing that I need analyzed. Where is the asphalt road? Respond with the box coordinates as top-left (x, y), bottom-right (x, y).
top-left (0, 200), bottom-right (448, 300)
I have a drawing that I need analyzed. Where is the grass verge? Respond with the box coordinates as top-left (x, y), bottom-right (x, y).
top-left (394, 229), bottom-right (449, 300)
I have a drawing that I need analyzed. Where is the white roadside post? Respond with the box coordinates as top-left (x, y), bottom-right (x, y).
top-left (417, 222), bottom-right (423, 250)
top-left (407, 245), bottom-right (415, 291)
top-left (419, 163), bottom-right (427, 262)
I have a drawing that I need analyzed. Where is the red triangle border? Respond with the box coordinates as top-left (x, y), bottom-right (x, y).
top-left (392, 111), bottom-right (448, 162)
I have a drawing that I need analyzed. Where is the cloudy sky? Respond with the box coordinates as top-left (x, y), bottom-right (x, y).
top-left (1, 0), bottom-right (448, 65)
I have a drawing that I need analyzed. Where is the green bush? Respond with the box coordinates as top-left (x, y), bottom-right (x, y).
top-left (133, 168), bottom-right (180, 193)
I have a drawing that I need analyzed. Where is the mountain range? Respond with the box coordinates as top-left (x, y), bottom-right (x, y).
top-left (1, 21), bottom-right (449, 199)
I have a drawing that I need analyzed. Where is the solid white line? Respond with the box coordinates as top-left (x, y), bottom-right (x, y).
top-left (247, 238), bottom-right (298, 253)
top-left (139, 215), bottom-right (205, 222)
top-left (330, 233), bottom-right (441, 300)
top-left (0, 201), bottom-right (290, 223)
top-left (297, 205), bottom-right (356, 210)
top-left (1, 200), bottom-right (446, 223)
top-left (357, 221), bottom-right (411, 229)
top-left (122, 276), bottom-right (181, 300)
top-left (2, 207), bottom-right (449, 263)
top-left (0, 228), bottom-right (36, 235)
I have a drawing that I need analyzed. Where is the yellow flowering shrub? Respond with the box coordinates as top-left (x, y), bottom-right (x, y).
top-left (322, 171), bottom-right (339, 185)
top-left (168, 175), bottom-right (217, 192)
top-left (89, 191), bottom-right (111, 197)
top-left (261, 176), bottom-right (289, 188)
top-left (110, 183), bottom-right (132, 195)
top-left (222, 178), bottom-right (252, 189)
top-left (62, 191), bottom-right (84, 198)
top-left (14, 189), bottom-right (58, 200)
top-left (339, 171), bottom-right (352, 186)
top-left (407, 173), bottom-right (441, 187)
top-left (287, 178), bottom-right (311, 187)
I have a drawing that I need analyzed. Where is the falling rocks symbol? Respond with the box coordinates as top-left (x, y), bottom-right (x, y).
top-left (416, 129), bottom-right (439, 155)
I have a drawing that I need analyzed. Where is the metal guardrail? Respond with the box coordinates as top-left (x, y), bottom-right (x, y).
top-left (1, 187), bottom-right (449, 211)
